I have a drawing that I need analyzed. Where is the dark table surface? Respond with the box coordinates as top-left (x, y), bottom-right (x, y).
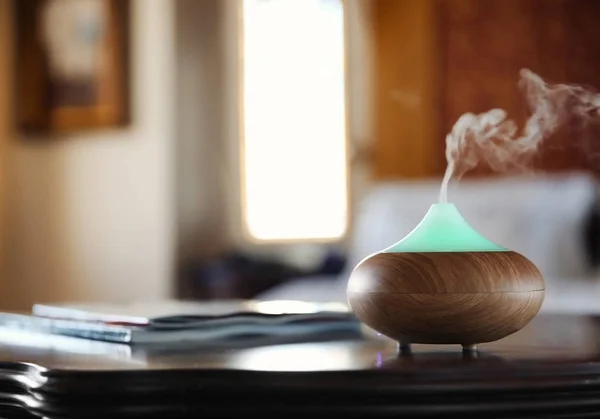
top-left (2, 312), bottom-right (600, 418)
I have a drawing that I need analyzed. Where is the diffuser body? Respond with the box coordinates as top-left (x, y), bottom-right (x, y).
top-left (347, 204), bottom-right (545, 347)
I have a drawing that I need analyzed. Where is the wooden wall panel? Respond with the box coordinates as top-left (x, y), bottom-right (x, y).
top-left (0, 0), bottom-right (11, 305)
top-left (440, 0), bottom-right (600, 175)
top-left (440, 0), bottom-right (568, 175)
top-left (372, 0), bottom-right (600, 179)
top-left (372, 0), bottom-right (441, 179)
top-left (564, 1), bottom-right (600, 173)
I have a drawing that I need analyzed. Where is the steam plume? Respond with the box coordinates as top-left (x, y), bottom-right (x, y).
top-left (440, 69), bottom-right (600, 202)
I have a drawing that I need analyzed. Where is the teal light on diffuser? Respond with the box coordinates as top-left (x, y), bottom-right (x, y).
top-left (384, 203), bottom-right (508, 253)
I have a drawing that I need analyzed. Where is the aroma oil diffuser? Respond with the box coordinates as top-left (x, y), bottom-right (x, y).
top-left (347, 203), bottom-right (545, 351)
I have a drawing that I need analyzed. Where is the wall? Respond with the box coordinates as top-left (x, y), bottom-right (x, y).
top-left (439, 0), bottom-right (600, 175)
top-left (345, 0), bottom-right (375, 206)
top-left (177, 0), bottom-right (372, 267)
top-left (372, 0), bottom-right (440, 180)
top-left (172, 0), bottom-right (374, 280)
top-left (175, 0), bottom-right (230, 267)
top-left (0, 0), bottom-right (373, 308)
top-left (0, 1), bottom-right (9, 296)
top-left (0, 0), bottom-right (176, 310)
top-left (371, 0), bottom-right (600, 180)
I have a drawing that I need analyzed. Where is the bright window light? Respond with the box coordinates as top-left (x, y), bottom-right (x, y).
top-left (241, 0), bottom-right (348, 242)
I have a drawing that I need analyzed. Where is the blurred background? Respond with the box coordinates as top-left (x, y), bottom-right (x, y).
top-left (0, 0), bottom-right (598, 312)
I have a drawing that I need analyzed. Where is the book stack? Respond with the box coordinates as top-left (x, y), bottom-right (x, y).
top-left (0, 299), bottom-right (362, 345)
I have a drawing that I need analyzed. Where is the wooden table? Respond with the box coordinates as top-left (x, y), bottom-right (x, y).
top-left (2, 313), bottom-right (600, 418)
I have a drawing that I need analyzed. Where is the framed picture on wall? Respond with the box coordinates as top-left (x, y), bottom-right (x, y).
top-left (13, 0), bottom-right (130, 134)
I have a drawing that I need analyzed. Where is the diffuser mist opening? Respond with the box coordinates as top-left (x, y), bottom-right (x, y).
top-left (384, 203), bottom-right (508, 253)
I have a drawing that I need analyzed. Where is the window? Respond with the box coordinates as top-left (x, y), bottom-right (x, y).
top-left (241, 0), bottom-right (348, 242)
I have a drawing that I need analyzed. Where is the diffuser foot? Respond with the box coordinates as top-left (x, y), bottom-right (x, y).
top-left (462, 344), bottom-right (478, 352)
top-left (398, 342), bottom-right (411, 354)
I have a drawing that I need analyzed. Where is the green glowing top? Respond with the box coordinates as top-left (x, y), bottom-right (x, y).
top-left (384, 203), bottom-right (508, 253)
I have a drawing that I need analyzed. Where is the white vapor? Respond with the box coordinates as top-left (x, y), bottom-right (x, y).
top-left (440, 69), bottom-right (600, 203)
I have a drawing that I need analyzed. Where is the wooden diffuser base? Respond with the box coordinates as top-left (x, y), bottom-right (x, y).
top-left (347, 251), bottom-right (545, 349)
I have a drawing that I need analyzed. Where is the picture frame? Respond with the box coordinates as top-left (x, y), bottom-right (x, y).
top-left (13, 0), bottom-right (130, 134)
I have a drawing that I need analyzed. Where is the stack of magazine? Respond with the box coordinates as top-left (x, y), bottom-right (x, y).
top-left (0, 300), bottom-right (362, 345)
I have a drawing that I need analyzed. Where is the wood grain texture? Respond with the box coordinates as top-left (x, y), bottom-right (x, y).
top-left (440, 0), bottom-right (572, 176)
top-left (347, 251), bottom-right (545, 345)
top-left (371, 0), bottom-right (600, 180)
top-left (372, 0), bottom-right (440, 179)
